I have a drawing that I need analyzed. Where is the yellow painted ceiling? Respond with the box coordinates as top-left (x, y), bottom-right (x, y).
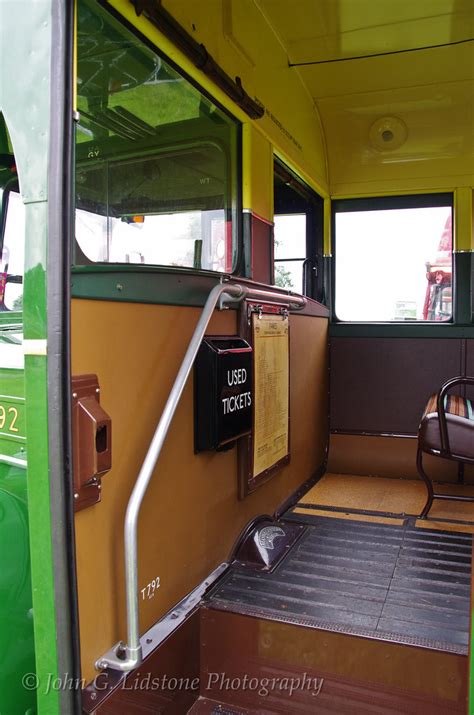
top-left (257, 0), bottom-right (473, 73)
top-left (256, 0), bottom-right (474, 192)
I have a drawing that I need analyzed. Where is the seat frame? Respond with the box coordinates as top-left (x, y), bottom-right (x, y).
top-left (418, 375), bottom-right (474, 519)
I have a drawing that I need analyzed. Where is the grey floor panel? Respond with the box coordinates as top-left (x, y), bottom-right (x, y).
top-left (207, 515), bottom-right (472, 654)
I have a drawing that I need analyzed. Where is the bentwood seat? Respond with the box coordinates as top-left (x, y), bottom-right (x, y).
top-left (417, 376), bottom-right (474, 519)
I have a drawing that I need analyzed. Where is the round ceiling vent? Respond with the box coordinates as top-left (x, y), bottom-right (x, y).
top-left (369, 116), bottom-right (408, 151)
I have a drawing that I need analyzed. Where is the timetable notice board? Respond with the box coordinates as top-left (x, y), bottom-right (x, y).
top-left (252, 312), bottom-right (289, 477)
top-left (238, 304), bottom-right (290, 497)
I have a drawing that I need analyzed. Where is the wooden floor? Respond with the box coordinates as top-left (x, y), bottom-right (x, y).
top-left (295, 473), bottom-right (474, 531)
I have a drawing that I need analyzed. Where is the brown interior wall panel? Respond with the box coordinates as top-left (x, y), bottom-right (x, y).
top-left (71, 300), bottom-right (329, 682)
top-left (96, 613), bottom-right (200, 714)
top-left (330, 337), bottom-right (463, 435)
top-left (326, 434), bottom-right (465, 482)
top-left (251, 214), bottom-right (274, 284)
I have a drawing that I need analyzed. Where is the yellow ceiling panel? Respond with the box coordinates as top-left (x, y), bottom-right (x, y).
top-left (298, 41), bottom-right (474, 98)
top-left (257, 0), bottom-right (473, 63)
top-left (318, 78), bottom-right (474, 191)
top-left (257, 0), bottom-right (474, 191)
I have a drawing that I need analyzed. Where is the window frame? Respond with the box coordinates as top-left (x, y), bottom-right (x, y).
top-left (331, 192), bottom-right (454, 325)
top-left (273, 158), bottom-right (324, 300)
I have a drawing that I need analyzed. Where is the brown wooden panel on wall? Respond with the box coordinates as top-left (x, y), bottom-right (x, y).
top-left (71, 300), bottom-right (328, 682)
top-left (326, 434), bottom-right (473, 482)
top-left (251, 213), bottom-right (274, 284)
top-left (330, 337), bottom-right (462, 435)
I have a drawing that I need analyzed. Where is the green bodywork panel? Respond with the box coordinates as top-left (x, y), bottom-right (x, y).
top-left (0, 113), bottom-right (35, 714)
top-left (1, 0), bottom-right (60, 713)
top-left (0, 110), bottom-right (34, 715)
top-left (0, 370), bottom-right (34, 715)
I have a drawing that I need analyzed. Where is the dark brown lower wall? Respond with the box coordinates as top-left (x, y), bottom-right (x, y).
top-left (200, 609), bottom-right (467, 713)
top-left (72, 300), bottom-right (329, 682)
top-left (330, 337), bottom-right (472, 435)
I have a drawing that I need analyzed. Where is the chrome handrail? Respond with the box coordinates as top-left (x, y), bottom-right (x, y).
top-left (96, 279), bottom-right (305, 671)
top-left (0, 454), bottom-right (27, 468)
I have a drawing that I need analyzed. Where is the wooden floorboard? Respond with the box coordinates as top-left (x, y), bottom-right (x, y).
top-left (298, 473), bottom-right (474, 526)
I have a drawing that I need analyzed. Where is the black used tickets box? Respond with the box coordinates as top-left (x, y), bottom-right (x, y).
top-left (194, 336), bottom-right (253, 451)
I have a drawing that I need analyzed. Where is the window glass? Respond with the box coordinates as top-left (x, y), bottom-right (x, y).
top-left (1, 190), bottom-right (25, 312)
top-left (75, 0), bottom-right (238, 272)
top-left (274, 214), bottom-right (306, 259)
top-left (274, 214), bottom-right (306, 293)
top-left (274, 258), bottom-right (304, 293)
top-left (335, 202), bottom-right (452, 322)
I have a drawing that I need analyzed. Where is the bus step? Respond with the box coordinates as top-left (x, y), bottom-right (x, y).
top-left (206, 514), bottom-right (471, 654)
top-left (199, 607), bottom-right (467, 714)
top-left (200, 514), bottom-right (470, 712)
top-left (188, 698), bottom-right (250, 714)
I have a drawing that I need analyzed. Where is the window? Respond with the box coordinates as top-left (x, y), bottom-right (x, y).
top-left (273, 161), bottom-right (324, 299)
top-left (274, 214), bottom-right (306, 293)
top-left (1, 190), bottom-right (25, 312)
top-left (0, 114), bottom-right (24, 313)
top-left (74, 0), bottom-right (239, 273)
top-left (334, 195), bottom-right (453, 322)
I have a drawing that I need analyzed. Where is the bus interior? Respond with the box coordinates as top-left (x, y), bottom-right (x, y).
top-left (1, 0), bottom-right (474, 713)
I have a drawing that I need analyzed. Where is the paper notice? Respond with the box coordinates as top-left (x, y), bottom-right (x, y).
top-left (252, 312), bottom-right (289, 478)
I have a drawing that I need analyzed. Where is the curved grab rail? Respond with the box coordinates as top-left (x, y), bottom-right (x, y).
top-left (436, 375), bottom-right (474, 454)
top-left (96, 280), bottom-right (305, 671)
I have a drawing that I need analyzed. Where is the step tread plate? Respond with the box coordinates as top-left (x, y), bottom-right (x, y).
top-left (206, 515), bottom-right (472, 655)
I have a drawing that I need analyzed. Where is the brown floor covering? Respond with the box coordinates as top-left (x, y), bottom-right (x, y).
top-left (298, 473), bottom-right (474, 526)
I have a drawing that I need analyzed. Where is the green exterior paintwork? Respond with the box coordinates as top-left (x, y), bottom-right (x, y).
top-left (1, 1), bottom-right (62, 714)
top-left (0, 370), bottom-right (34, 715)
top-left (0, 103), bottom-right (33, 714)
top-left (24, 356), bottom-right (60, 715)
top-left (0, 458), bottom-right (35, 715)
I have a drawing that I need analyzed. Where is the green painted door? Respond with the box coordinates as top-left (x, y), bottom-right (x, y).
top-left (0, 152), bottom-right (35, 713)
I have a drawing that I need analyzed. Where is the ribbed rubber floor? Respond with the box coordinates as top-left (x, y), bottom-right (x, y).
top-left (207, 515), bottom-right (472, 654)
